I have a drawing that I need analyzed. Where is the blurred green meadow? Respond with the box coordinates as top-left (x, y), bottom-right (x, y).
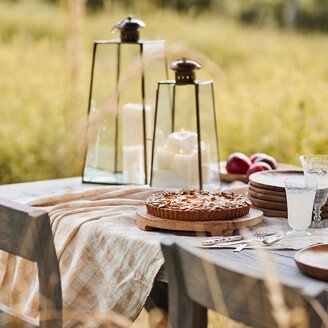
top-left (0, 0), bottom-right (327, 184)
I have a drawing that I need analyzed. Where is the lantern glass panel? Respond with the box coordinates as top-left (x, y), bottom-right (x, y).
top-left (151, 81), bottom-right (220, 190)
top-left (83, 44), bottom-right (118, 183)
top-left (82, 40), bottom-right (167, 185)
top-left (198, 81), bottom-right (220, 189)
top-left (151, 81), bottom-right (221, 191)
top-left (173, 85), bottom-right (197, 132)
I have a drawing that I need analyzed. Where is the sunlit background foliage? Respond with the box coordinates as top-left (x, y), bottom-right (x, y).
top-left (0, 0), bottom-right (327, 184)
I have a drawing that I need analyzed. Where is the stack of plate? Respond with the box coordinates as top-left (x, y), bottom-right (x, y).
top-left (248, 170), bottom-right (328, 219)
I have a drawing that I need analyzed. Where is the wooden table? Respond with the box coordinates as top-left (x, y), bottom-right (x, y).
top-left (0, 177), bottom-right (327, 317)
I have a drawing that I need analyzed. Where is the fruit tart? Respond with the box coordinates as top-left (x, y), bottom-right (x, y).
top-left (146, 190), bottom-right (251, 221)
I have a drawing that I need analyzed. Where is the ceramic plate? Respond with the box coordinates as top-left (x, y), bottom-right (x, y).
top-left (294, 244), bottom-right (328, 281)
top-left (249, 170), bottom-right (303, 191)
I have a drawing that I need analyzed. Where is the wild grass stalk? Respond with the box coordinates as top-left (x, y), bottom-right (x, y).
top-left (0, 0), bottom-right (327, 183)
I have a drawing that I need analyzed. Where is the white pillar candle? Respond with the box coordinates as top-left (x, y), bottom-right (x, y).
top-left (200, 141), bottom-right (211, 164)
top-left (173, 151), bottom-right (194, 184)
top-left (122, 145), bottom-right (144, 184)
top-left (192, 142), bottom-right (211, 184)
top-left (122, 103), bottom-right (151, 183)
top-left (201, 164), bottom-right (211, 184)
top-left (166, 131), bottom-right (197, 154)
top-left (122, 103), bottom-right (151, 147)
top-left (154, 130), bottom-right (212, 188)
top-left (157, 146), bottom-right (172, 170)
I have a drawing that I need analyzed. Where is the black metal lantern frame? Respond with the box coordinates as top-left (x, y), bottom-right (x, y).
top-left (82, 17), bottom-right (168, 185)
top-left (150, 59), bottom-right (221, 191)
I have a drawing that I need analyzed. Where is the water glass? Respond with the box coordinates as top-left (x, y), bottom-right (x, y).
top-left (284, 178), bottom-right (318, 236)
top-left (300, 155), bottom-right (328, 228)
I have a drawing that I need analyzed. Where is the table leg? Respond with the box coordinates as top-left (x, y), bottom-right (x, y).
top-left (145, 281), bottom-right (168, 312)
top-left (145, 281), bottom-right (168, 327)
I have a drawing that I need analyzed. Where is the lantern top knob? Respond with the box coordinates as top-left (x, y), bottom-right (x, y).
top-left (170, 58), bottom-right (201, 84)
top-left (115, 15), bottom-right (145, 42)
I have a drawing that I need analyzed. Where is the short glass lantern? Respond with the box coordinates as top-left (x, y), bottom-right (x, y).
top-left (150, 58), bottom-right (221, 191)
top-left (82, 16), bottom-right (168, 185)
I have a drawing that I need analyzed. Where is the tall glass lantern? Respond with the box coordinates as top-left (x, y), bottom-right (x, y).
top-left (82, 16), bottom-right (168, 185)
top-left (150, 58), bottom-right (221, 191)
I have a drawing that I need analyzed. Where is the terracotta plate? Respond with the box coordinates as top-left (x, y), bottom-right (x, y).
top-left (251, 205), bottom-right (288, 218)
top-left (248, 188), bottom-right (287, 203)
top-left (247, 193), bottom-right (287, 211)
top-left (248, 185), bottom-right (328, 211)
top-left (249, 170), bottom-right (303, 192)
top-left (294, 244), bottom-right (328, 281)
top-left (248, 183), bottom-right (287, 197)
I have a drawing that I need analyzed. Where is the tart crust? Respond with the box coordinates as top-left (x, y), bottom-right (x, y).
top-left (146, 190), bottom-right (251, 221)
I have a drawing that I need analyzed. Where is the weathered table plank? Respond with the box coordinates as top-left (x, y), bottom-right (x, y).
top-left (0, 177), bottom-right (326, 309)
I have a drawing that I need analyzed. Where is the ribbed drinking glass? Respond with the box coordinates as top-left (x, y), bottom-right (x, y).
top-left (300, 155), bottom-right (328, 228)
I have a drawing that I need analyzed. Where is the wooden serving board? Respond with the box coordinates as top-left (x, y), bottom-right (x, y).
top-left (219, 162), bottom-right (248, 183)
top-left (220, 162), bottom-right (301, 183)
top-left (136, 207), bottom-right (263, 236)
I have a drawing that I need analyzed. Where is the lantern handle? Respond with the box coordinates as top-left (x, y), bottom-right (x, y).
top-left (110, 15), bottom-right (145, 42)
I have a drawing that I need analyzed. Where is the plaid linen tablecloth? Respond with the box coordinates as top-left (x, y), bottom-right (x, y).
top-left (0, 186), bottom-right (167, 326)
top-left (0, 183), bottom-right (327, 326)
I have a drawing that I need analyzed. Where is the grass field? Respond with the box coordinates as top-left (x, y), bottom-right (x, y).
top-left (0, 0), bottom-right (327, 184)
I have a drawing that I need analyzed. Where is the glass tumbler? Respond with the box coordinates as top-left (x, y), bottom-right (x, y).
top-left (300, 155), bottom-right (328, 228)
top-left (284, 178), bottom-right (318, 236)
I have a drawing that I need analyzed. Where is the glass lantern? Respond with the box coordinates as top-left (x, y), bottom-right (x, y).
top-left (150, 58), bottom-right (221, 191)
top-left (82, 16), bottom-right (168, 185)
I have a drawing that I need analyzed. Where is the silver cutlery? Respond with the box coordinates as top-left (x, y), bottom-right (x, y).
top-left (233, 232), bottom-right (284, 252)
top-left (201, 230), bottom-right (269, 247)
top-left (262, 233), bottom-right (284, 246)
top-left (233, 243), bottom-right (248, 252)
top-left (253, 230), bottom-right (267, 242)
top-left (200, 231), bottom-right (284, 249)
top-left (201, 235), bottom-right (242, 246)
top-left (233, 230), bottom-right (266, 251)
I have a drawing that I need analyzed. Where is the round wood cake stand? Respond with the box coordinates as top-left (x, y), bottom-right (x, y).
top-left (136, 207), bottom-right (263, 236)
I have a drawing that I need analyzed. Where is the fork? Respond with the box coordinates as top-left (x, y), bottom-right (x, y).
top-left (201, 230), bottom-right (273, 246)
top-left (253, 230), bottom-right (267, 242)
top-left (233, 230), bottom-right (267, 252)
top-left (202, 230), bottom-right (268, 247)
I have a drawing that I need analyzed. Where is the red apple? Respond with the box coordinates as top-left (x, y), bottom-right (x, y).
top-left (226, 152), bottom-right (252, 174)
top-left (246, 162), bottom-right (272, 178)
top-left (250, 153), bottom-right (267, 163)
top-left (253, 154), bottom-right (277, 169)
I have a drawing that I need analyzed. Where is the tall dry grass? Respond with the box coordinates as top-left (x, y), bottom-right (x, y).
top-left (0, 0), bottom-right (327, 184)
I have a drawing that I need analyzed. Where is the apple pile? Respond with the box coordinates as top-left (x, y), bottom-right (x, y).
top-left (226, 152), bottom-right (277, 178)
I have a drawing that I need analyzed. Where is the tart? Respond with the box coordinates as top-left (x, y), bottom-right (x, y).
top-left (146, 190), bottom-right (251, 221)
